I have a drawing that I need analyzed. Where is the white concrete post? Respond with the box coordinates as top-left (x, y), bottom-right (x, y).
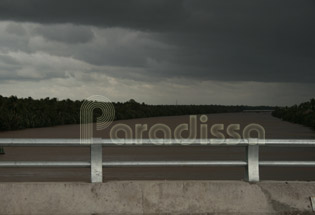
top-left (246, 144), bottom-right (259, 182)
top-left (90, 139), bottom-right (103, 183)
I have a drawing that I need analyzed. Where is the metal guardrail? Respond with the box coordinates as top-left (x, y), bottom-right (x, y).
top-left (0, 138), bottom-right (315, 183)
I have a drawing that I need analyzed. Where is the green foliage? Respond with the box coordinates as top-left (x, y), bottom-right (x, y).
top-left (0, 95), bottom-right (274, 131)
top-left (0, 95), bottom-right (82, 131)
top-left (272, 99), bottom-right (315, 130)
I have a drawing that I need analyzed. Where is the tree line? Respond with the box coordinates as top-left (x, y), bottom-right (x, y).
top-left (0, 95), bottom-right (274, 131)
top-left (272, 99), bottom-right (315, 130)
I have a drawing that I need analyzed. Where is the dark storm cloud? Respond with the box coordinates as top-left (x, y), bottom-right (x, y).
top-left (0, 0), bottom-right (313, 33)
top-left (0, 0), bottom-right (314, 83)
top-left (34, 24), bottom-right (94, 44)
top-left (0, 0), bottom-right (187, 31)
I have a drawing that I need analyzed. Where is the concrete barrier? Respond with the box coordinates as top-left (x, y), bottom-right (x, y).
top-left (0, 181), bottom-right (314, 214)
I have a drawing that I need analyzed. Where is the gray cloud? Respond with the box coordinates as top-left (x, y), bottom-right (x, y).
top-left (0, 0), bottom-right (186, 31)
top-left (0, 54), bottom-right (22, 80)
top-left (5, 22), bottom-right (26, 36)
top-left (0, 1), bottom-right (314, 105)
top-left (34, 24), bottom-right (94, 44)
top-left (1, 0), bottom-right (313, 83)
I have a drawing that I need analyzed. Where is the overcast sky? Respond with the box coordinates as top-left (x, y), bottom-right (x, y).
top-left (0, 0), bottom-right (314, 105)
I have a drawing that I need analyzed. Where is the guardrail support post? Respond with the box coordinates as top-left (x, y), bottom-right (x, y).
top-left (246, 144), bottom-right (259, 182)
top-left (90, 140), bottom-right (103, 183)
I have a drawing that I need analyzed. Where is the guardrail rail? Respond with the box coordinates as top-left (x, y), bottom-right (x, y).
top-left (0, 138), bottom-right (315, 183)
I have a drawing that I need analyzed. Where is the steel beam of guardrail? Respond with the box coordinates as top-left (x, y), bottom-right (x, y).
top-left (0, 138), bottom-right (315, 183)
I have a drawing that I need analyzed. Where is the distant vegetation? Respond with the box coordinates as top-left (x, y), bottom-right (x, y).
top-left (0, 95), bottom-right (274, 131)
top-left (272, 99), bottom-right (315, 130)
